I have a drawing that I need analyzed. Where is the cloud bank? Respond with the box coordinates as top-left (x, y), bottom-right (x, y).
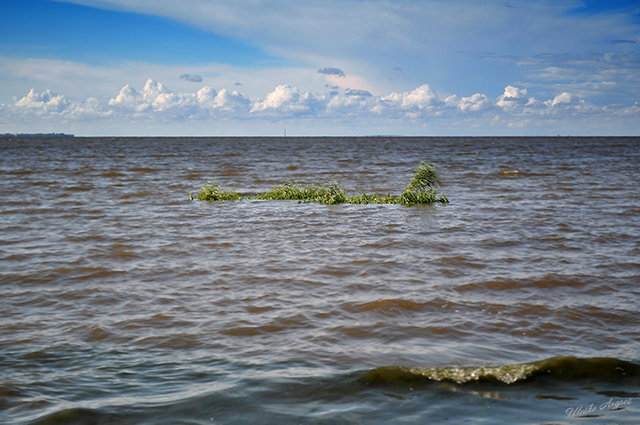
top-left (3, 78), bottom-right (638, 135)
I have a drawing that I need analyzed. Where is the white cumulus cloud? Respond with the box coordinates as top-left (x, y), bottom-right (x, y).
top-left (15, 88), bottom-right (73, 112)
top-left (444, 93), bottom-right (491, 112)
top-left (107, 79), bottom-right (250, 117)
top-left (400, 84), bottom-right (439, 109)
top-left (497, 85), bottom-right (530, 111)
top-left (13, 88), bottom-right (111, 119)
top-left (250, 84), bottom-right (321, 115)
top-left (379, 84), bottom-right (442, 118)
top-left (546, 92), bottom-right (576, 107)
top-left (109, 84), bottom-right (145, 111)
top-left (207, 88), bottom-right (251, 113)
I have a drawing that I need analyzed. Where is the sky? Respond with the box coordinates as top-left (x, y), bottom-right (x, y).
top-left (0, 0), bottom-right (639, 136)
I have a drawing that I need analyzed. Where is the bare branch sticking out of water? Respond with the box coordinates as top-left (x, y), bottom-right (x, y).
top-left (191, 163), bottom-right (448, 205)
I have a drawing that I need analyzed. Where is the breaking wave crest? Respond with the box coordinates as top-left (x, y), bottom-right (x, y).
top-left (360, 356), bottom-right (640, 386)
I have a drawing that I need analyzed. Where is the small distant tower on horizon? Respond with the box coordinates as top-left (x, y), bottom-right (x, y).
top-left (284, 128), bottom-right (287, 137)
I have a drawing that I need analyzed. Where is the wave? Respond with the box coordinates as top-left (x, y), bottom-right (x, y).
top-left (359, 356), bottom-right (640, 386)
top-left (22, 356), bottom-right (640, 425)
top-left (28, 408), bottom-right (125, 425)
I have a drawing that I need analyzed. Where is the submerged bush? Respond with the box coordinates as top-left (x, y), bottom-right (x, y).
top-left (191, 163), bottom-right (448, 205)
top-left (190, 184), bottom-right (241, 201)
top-left (397, 162), bottom-right (447, 205)
top-left (404, 162), bottom-right (441, 192)
top-left (253, 182), bottom-right (347, 204)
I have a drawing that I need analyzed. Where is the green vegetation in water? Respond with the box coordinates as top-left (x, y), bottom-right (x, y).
top-left (254, 181), bottom-right (349, 204)
top-left (190, 184), bottom-right (242, 201)
top-left (192, 162), bottom-right (448, 205)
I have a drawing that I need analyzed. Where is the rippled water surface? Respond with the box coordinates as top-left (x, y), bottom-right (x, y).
top-left (1, 136), bottom-right (639, 424)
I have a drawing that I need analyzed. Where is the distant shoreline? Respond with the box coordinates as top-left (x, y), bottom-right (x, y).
top-left (1, 133), bottom-right (74, 138)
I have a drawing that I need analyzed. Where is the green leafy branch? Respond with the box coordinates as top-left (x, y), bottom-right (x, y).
top-left (191, 162), bottom-right (448, 205)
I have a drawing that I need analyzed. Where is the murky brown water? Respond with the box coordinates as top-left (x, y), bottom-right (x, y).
top-left (1, 136), bottom-right (639, 424)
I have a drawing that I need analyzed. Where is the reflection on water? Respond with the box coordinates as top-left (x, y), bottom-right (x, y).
top-left (1, 136), bottom-right (639, 424)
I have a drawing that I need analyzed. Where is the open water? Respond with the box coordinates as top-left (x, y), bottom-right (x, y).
top-left (1, 136), bottom-right (639, 424)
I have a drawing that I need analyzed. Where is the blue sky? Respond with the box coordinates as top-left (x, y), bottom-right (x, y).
top-left (1, 0), bottom-right (639, 135)
top-left (0, 0), bottom-right (277, 65)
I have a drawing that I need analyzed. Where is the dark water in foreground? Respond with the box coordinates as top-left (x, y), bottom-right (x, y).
top-left (1, 136), bottom-right (639, 424)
